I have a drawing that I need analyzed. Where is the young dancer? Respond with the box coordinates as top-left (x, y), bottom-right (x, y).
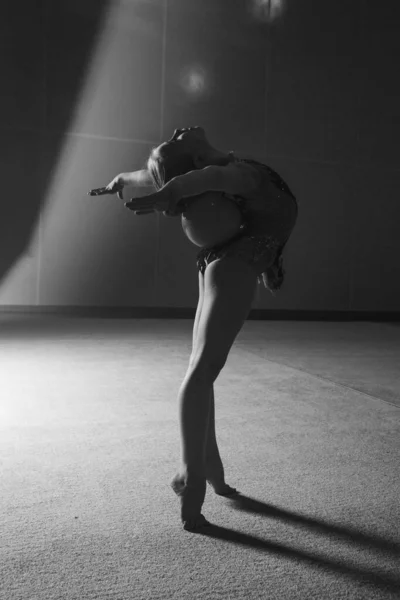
top-left (89, 126), bottom-right (298, 531)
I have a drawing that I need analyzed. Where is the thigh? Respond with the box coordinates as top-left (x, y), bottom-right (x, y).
top-left (190, 255), bottom-right (258, 374)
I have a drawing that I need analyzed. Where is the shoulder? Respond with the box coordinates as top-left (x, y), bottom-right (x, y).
top-left (230, 154), bottom-right (270, 181)
top-left (216, 157), bottom-right (264, 196)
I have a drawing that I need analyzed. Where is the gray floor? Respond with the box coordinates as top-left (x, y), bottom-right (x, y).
top-left (1, 316), bottom-right (399, 600)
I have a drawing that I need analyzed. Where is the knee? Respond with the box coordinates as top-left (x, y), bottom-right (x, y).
top-left (188, 355), bottom-right (225, 382)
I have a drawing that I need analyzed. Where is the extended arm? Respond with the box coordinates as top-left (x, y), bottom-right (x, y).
top-left (123, 161), bottom-right (262, 216)
top-left (88, 168), bottom-right (154, 200)
top-left (124, 169), bottom-right (154, 187)
top-left (164, 162), bottom-right (261, 200)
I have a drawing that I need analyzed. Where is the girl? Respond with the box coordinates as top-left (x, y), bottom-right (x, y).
top-left (89, 126), bottom-right (298, 531)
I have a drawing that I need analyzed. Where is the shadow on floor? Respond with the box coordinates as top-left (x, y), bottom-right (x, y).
top-left (194, 494), bottom-right (400, 594)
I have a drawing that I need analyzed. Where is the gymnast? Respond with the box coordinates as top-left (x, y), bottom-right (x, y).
top-left (89, 126), bottom-right (298, 531)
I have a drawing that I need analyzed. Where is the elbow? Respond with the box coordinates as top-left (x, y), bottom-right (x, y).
top-left (205, 165), bottom-right (226, 192)
top-left (176, 165), bottom-right (223, 198)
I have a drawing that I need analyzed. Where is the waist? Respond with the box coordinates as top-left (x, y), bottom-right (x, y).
top-left (242, 190), bottom-right (297, 241)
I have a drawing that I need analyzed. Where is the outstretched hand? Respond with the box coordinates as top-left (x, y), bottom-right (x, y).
top-left (88, 176), bottom-right (183, 217)
top-left (88, 176), bottom-right (154, 214)
top-left (88, 174), bottom-right (126, 200)
top-left (124, 187), bottom-right (183, 217)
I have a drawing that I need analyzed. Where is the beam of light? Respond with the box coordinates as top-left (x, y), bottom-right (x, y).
top-left (1, 0), bottom-right (161, 423)
top-left (33, 0), bottom-right (160, 304)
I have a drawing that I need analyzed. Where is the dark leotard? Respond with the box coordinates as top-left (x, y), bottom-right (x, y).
top-left (196, 153), bottom-right (298, 290)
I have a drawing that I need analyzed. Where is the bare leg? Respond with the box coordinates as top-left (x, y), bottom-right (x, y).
top-left (170, 367), bottom-right (213, 531)
top-left (205, 386), bottom-right (238, 496)
top-left (172, 257), bottom-right (255, 529)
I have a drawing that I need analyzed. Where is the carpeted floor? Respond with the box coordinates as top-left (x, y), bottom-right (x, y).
top-left (1, 316), bottom-right (399, 600)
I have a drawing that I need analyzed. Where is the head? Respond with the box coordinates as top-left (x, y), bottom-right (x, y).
top-left (146, 126), bottom-right (233, 190)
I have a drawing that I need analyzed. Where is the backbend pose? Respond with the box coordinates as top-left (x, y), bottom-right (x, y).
top-left (89, 126), bottom-right (298, 531)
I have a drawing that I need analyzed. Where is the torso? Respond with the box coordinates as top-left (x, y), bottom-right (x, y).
top-left (226, 153), bottom-right (298, 243)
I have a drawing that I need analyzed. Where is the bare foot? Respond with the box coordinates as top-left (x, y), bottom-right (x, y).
top-left (211, 482), bottom-right (239, 496)
top-left (170, 473), bottom-right (211, 531)
top-left (206, 459), bottom-right (239, 497)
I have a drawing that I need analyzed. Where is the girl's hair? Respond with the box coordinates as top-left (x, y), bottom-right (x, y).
top-left (146, 144), bottom-right (233, 191)
top-left (146, 146), bottom-right (196, 191)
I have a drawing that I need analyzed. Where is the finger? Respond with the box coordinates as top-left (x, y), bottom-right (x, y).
top-left (125, 204), bottom-right (153, 213)
top-left (125, 202), bottom-right (140, 211)
top-left (125, 198), bottom-right (153, 211)
top-left (89, 187), bottom-right (115, 196)
top-left (90, 187), bottom-right (108, 196)
top-left (118, 190), bottom-right (124, 200)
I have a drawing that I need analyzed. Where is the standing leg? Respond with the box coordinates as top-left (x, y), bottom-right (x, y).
top-left (171, 269), bottom-right (212, 531)
top-left (170, 365), bottom-right (215, 531)
top-left (205, 386), bottom-right (238, 496)
top-left (192, 271), bottom-right (237, 496)
top-left (171, 256), bottom-right (257, 531)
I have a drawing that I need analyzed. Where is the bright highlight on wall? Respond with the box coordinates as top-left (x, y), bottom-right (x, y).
top-left (179, 63), bottom-right (213, 101)
top-left (251, 0), bottom-right (286, 23)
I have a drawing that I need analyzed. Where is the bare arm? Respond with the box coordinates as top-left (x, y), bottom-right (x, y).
top-left (123, 162), bottom-right (262, 216)
top-left (88, 168), bottom-right (154, 199)
top-left (124, 169), bottom-right (154, 188)
top-left (165, 163), bottom-right (261, 199)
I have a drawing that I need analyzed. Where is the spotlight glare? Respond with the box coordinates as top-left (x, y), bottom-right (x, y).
top-left (251, 0), bottom-right (286, 23)
top-left (179, 63), bottom-right (213, 101)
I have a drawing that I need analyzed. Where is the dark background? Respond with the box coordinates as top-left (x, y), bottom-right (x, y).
top-left (1, 0), bottom-right (399, 313)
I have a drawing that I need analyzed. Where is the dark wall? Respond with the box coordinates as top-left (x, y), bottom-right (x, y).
top-left (1, 0), bottom-right (399, 311)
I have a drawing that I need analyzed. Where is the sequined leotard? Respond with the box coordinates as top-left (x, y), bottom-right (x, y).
top-left (196, 152), bottom-right (298, 290)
